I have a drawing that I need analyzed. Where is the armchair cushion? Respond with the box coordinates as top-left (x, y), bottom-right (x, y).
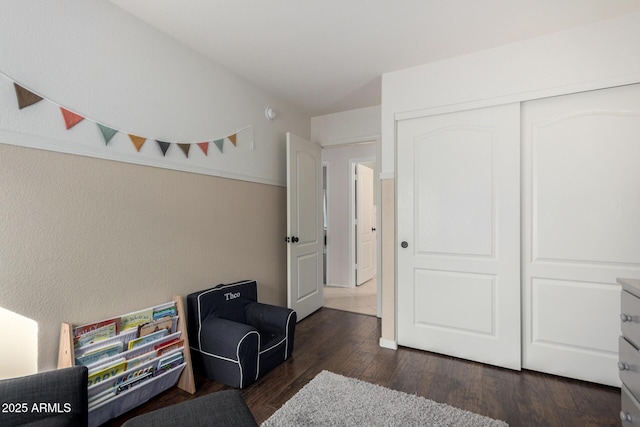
top-left (246, 302), bottom-right (296, 360)
top-left (0, 366), bottom-right (88, 427)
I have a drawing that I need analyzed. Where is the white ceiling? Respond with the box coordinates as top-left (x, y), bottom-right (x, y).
top-left (109, 0), bottom-right (640, 116)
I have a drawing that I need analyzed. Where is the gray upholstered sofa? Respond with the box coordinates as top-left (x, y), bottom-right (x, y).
top-left (0, 366), bottom-right (257, 427)
top-left (0, 366), bottom-right (88, 427)
top-left (121, 390), bottom-right (257, 427)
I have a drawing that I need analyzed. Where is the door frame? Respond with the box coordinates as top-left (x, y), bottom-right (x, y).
top-left (322, 161), bottom-right (329, 286)
top-left (321, 138), bottom-right (382, 318)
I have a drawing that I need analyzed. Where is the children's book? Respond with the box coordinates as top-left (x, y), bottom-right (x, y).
top-left (88, 358), bottom-right (127, 387)
top-left (152, 302), bottom-right (177, 320)
top-left (74, 322), bottom-right (117, 349)
top-left (138, 316), bottom-right (174, 337)
top-left (74, 317), bottom-right (120, 340)
top-left (75, 342), bottom-right (123, 367)
top-left (155, 351), bottom-right (184, 376)
top-left (155, 338), bottom-right (184, 356)
top-left (127, 329), bottom-right (168, 350)
top-left (120, 308), bottom-right (154, 331)
top-left (115, 368), bottom-right (154, 395)
top-left (74, 328), bottom-right (137, 358)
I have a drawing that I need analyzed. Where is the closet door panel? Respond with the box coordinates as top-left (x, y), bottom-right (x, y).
top-left (533, 112), bottom-right (640, 264)
top-left (523, 84), bottom-right (640, 386)
top-left (397, 103), bottom-right (521, 370)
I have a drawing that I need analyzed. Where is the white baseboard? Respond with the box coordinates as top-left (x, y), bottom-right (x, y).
top-left (324, 282), bottom-right (350, 288)
top-left (379, 338), bottom-right (397, 350)
top-left (379, 171), bottom-right (395, 180)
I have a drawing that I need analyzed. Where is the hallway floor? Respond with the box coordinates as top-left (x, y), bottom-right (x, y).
top-left (323, 276), bottom-right (377, 316)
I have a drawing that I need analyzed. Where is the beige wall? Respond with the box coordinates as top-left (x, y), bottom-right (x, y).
top-left (0, 143), bottom-right (286, 373)
top-left (380, 179), bottom-right (395, 346)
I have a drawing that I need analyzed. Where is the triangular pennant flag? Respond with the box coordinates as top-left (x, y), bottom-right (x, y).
top-left (156, 140), bottom-right (171, 156)
top-left (178, 144), bottom-right (190, 158)
top-left (97, 124), bottom-right (118, 145)
top-left (228, 133), bottom-right (237, 146)
top-left (197, 142), bottom-right (209, 155)
top-left (60, 107), bottom-right (84, 130)
top-left (128, 135), bottom-right (146, 152)
top-left (213, 139), bottom-right (224, 153)
top-left (13, 84), bottom-right (43, 109)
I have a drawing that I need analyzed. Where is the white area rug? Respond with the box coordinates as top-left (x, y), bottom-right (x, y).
top-left (262, 370), bottom-right (508, 427)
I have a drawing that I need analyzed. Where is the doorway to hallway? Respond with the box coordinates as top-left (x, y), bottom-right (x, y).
top-left (321, 142), bottom-right (379, 317)
top-left (323, 276), bottom-right (377, 316)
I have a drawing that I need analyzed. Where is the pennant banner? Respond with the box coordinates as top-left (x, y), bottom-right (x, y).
top-left (60, 107), bottom-right (84, 130)
top-left (97, 124), bottom-right (117, 145)
top-left (214, 139), bottom-right (224, 153)
top-left (8, 77), bottom-right (253, 160)
top-left (178, 143), bottom-right (190, 158)
top-left (156, 140), bottom-right (171, 156)
top-left (129, 135), bottom-right (146, 152)
top-left (14, 84), bottom-right (43, 109)
top-left (197, 142), bottom-right (209, 155)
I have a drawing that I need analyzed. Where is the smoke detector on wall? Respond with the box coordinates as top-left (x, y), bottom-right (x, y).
top-left (265, 107), bottom-right (276, 120)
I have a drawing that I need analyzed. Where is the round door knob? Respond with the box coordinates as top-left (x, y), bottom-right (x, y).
top-left (621, 313), bottom-right (633, 322)
top-left (401, 241), bottom-right (408, 248)
top-left (619, 361), bottom-right (630, 371)
top-left (621, 411), bottom-right (633, 422)
top-left (292, 236), bottom-right (299, 243)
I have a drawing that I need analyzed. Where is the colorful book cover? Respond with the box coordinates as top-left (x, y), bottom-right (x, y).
top-left (155, 338), bottom-right (184, 356)
top-left (127, 329), bottom-right (168, 350)
top-left (138, 317), bottom-right (174, 337)
top-left (155, 352), bottom-right (184, 375)
top-left (75, 342), bottom-right (123, 366)
top-left (152, 303), bottom-right (177, 320)
top-left (120, 308), bottom-right (153, 331)
top-left (87, 359), bottom-right (127, 387)
top-left (120, 331), bottom-right (180, 361)
top-left (75, 327), bottom-right (137, 359)
top-left (74, 322), bottom-right (117, 349)
top-left (115, 368), bottom-right (154, 395)
top-left (74, 317), bottom-right (120, 339)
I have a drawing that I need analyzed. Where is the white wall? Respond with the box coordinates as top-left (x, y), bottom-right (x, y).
top-left (311, 105), bottom-right (380, 147)
top-left (322, 143), bottom-right (376, 287)
top-left (0, 0), bottom-right (309, 374)
top-left (379, 10), bottom-right (640, 347)
top-left (0, 0), bottom-right (309, 186)
top-left (381, 11), bottom-right (640, 175)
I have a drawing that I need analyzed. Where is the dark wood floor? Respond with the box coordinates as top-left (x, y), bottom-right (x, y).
top-left (105, 308), bottom-right (621, 427)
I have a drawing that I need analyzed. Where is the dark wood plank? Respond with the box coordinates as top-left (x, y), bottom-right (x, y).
top-left (103, 308), bottom-right (621, 426)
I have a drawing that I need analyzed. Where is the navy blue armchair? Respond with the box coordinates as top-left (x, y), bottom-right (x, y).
top-left (187, 280), bottom-right (296, 388)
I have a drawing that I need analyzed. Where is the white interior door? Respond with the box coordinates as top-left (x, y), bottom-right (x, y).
top-left (397, 104), bottom-right (521, 370)
top-left (522, 84), bottom-right (640, 386)
top-left (286, 132), bottom-right (323, 321)
top-left (356, 163), bottom-right (375, 285)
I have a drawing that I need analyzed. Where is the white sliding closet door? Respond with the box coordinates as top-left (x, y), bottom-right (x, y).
top-left (522, 84), bottom-right (640, 386)
top-left (397, 104), bottom-right (521, 370)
